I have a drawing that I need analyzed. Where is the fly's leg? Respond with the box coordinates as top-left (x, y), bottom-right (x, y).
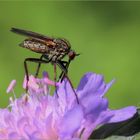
top-left (56, 60), bottom-right (68, 79)
top-left (58, 59), bottom-right (71, 82)
top-left (35, 55), bottom-right (43, 78)
top-left (58, 61), bottom-right (68, 81)
top-left (24, 58), bottom-right (50, 92)
top-left (24, 60), bottom-right (29, 92)
top-left (35, 55), bottom-right (51, 78)
top-left (56, 60), bottom-right (79, 104)
top-left (65, 74), bottom-right (79, 104)
top-left (54, 63), bottom-right (58, 97)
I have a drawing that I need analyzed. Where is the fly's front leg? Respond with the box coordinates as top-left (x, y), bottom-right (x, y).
top-left (54, 63), bottom-right (59, 97)
top-left (58, 59), bottom-right (71, 82)
top-left (56, 60), bottom-right (69, 82)
top-left (58, 61), bottom-right (68, 80)
top-left (54, 63), bottom-right (57, 83)
top-left (24, 58), bottom-right (50, 92)
top-left (56, 60), bottom-right (79, 104)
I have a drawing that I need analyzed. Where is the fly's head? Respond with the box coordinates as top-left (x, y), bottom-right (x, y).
top-left (68, 50), bottom-right (80, 61)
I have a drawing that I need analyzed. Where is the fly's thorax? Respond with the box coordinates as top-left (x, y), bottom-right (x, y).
top-left (44, 39), bottom-right (70, 61)
top-left (47, 48), bottom-right (67, 62)
top-left (53, 38), bottom-right (71, 51)
top-left (19, 39), bottom-right (48, 53)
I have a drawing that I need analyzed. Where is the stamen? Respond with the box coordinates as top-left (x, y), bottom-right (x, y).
top-left (42, 71), bottom-right (49, 95)
top-left (12, 89), bottom-right (17, 99)
top-left (6, 80), bottom-right (16, 93)
top-left (43, 77), bottom-right (58, 86)
top-left (6, 80), bottom-right (17, 100)
top-left (28, 75), bottom-right (39, 90)
top-left (23, 75), bottom-right (27, 89)
top-left (42, 71), bottom-right (49, 78)
top-left (7, 97), bottom-right (14, 109)
top-left (21, 94), bottom-right (29, 105)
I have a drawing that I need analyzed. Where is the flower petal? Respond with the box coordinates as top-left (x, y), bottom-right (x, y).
top-left (8, 132), bottom-right (20, 139)
top-left (81, 111), bottom-right (114, 140)
top-left (107, 106), bottom-right (137, 123)
top-left (58, 105), bottom-right (84, 139)
top-left (101, 79), bottom-right (115, 96)
top-left (77, 72), bottom-right (114, 98)
top-left (82, 106), bottom-right (137, 140)
top-left (81, 95), bottom-right (108, 117)
top-left (57, 78), bottom-right (78, 109)
top-left (28, 131), bottom-right (41, 140)
top-left (77, 72), bottom-right (103, 92)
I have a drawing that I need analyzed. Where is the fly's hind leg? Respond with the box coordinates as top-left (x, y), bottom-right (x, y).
top-left (24, 57), bottom-right (50, 92)
top-left (35, 55), bottom-right (51, 78)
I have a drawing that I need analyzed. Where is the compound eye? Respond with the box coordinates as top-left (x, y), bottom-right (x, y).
top-left (69, 51), bottom-right (76, 60)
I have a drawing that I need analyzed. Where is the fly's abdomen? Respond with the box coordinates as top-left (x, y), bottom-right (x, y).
top-left (20, 39), bottom-right (48, 53)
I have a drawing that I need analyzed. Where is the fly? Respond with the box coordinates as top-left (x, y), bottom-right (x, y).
top-left (11, 28), bottom-right (79, 102)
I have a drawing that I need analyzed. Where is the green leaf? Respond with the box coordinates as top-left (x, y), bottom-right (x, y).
top-left (90, 108), bottom-right (140, 139)
top-left (105, 136), bottom-right (134, 140)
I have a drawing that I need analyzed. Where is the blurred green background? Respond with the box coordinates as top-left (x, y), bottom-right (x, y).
top-left (0, 1), bottom-right (140, 109)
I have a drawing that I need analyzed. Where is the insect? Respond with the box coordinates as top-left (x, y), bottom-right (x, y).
top-left (11, 28), bottom-right (79, 101)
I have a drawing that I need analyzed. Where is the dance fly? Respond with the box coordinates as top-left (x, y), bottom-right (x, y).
top-left (11, 28), bottom-right (80, 101)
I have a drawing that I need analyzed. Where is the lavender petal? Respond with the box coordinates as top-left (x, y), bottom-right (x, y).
top-left (58, 105), bottom-right (84, 139)
top-left (107, 106), bottom-right (137, 123)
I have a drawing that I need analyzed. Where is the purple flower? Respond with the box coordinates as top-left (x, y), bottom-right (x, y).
top-left (0, 72), bottom-right (136, 140)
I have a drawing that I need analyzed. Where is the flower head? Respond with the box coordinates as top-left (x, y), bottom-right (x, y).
top-left (0, 72), bottom-right (136, 140)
